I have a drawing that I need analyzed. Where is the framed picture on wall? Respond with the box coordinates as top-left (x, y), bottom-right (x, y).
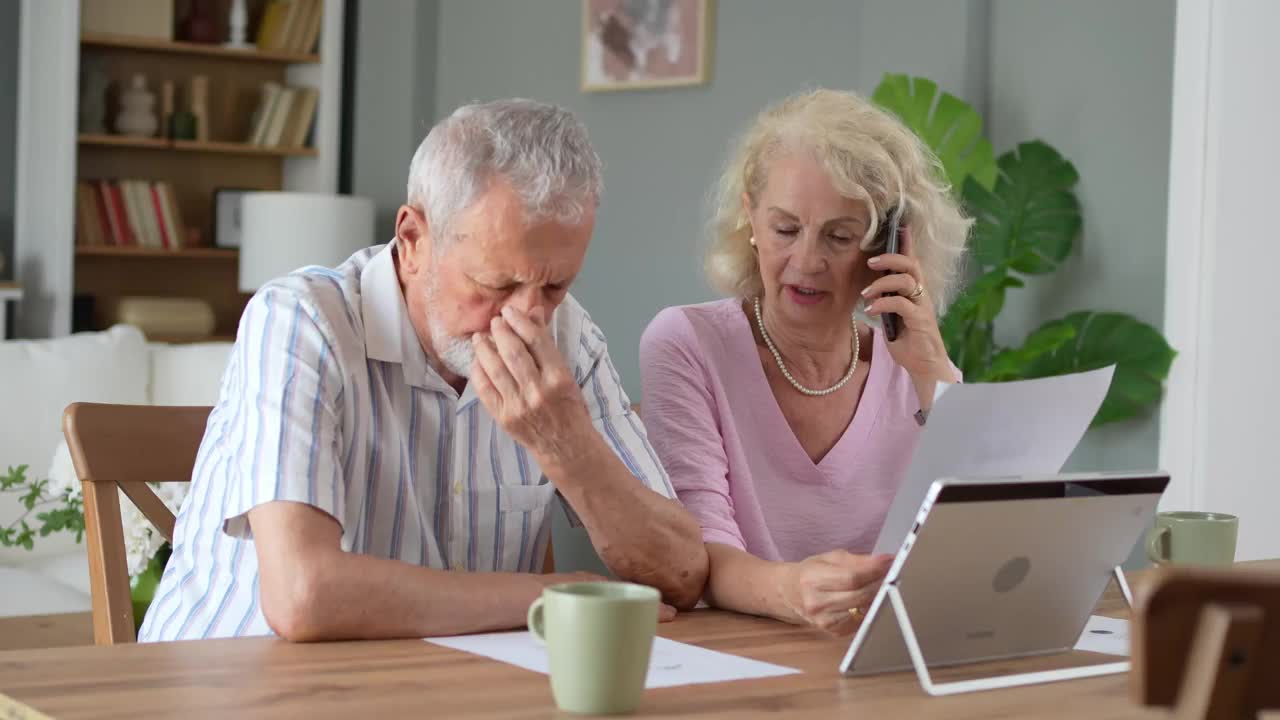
top-left (581, 0), bottom-right (714, 92)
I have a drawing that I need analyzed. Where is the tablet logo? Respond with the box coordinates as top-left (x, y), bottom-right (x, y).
top-left (993, 556), bottom-right (1031, 593)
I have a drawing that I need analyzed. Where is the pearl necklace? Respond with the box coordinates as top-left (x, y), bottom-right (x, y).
top-left (753, 296), bottom-right (859, 397)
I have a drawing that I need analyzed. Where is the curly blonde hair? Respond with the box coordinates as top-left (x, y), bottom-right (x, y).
top-left (706, 89), bottom-right (971, 311)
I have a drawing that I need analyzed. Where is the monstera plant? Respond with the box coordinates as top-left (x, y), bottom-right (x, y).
top-left (872, 73), bottom-right (1175, 427)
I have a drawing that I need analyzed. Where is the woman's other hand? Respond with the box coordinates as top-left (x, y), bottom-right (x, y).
top-left (778, 550), bottom-right (893, 635)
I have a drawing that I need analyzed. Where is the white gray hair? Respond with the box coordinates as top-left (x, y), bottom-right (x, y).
top-left (406, 99), bottom-right (603, 242)
top-left (707, 89), bottom-right (971, 311)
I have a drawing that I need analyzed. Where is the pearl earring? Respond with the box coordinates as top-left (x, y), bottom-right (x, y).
top-left (749, 236), bottom-right (757, 247)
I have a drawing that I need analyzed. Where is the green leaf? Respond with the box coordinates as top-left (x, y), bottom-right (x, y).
top-left (1, 465), bottom-right (28, 491)
top-left (941, 318), bottom-right (997, 382)
top-left (17, 521), bottom-right (34, 551)
top-left (938, 306), bottom-right (971, 361)
top-left (872, 73), bottom-right (998, 193)
top-left (939, 266), bottom-right (1023, 372)
top-left (38, 506), bottom-right (86, 539)
top-left (1021, 312), bottom-right (1177, 426)
top-left (964, 141), bottom-right (1081, 275)
top-left (977, 320), bottom-right (1077, 382)
top-left (0, 475), bottom-right (86, 551)
top-left (947, 267), bottom-right (1025, 325)
top-left (19, 483), bottom-right (41, 511)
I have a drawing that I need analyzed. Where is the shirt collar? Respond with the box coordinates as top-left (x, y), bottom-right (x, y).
top-left (358, 241), bottom-right (451, 393)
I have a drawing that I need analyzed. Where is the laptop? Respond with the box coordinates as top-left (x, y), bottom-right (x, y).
top-left (840, 471), bottom-right (1169, 694)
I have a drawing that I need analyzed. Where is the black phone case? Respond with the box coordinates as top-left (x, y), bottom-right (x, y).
top-left (877, 211), bottom-right (903, 342)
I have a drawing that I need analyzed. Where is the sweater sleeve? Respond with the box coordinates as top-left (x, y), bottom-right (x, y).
top-left (639, 308), bottom-right (746, 550)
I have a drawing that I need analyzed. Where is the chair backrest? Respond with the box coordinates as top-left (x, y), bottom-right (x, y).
top-left (1132, 564), bottom-right (1280, 718)
top-left (62, 402), bottom-right (212, 645)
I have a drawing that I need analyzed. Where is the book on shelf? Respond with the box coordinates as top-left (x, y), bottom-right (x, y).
top-left (256, 0), bottom-right (324, 55)
top-left (248, 82), bottom-right (283, 145)
top-left (75, 179), bottom-right (187, 251)
top-left (285, 88), bottom-right (320, 147)
top-left (263, 88), bottom-right (295, 147)
top-left (246, 83), bottom-right (319, 148)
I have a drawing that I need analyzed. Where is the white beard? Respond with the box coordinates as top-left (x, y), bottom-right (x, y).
top-left (432, 324), bottom-right (474, 377)
top-left (424, 272), bottom-right (474, 377)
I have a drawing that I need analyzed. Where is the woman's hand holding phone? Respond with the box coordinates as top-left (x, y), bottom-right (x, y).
top-left (862, 225), bottom-right (958, 391)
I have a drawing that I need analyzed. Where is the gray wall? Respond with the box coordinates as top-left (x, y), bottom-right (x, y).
top-left (987, 0), bottom-right (1175, 473)
top-left (0, 1), bottom-right (18, 284)
top-left (350, 0), bottom-right (439, 242)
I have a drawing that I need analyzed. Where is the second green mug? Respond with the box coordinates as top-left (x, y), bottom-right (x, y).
top-left (1145, 511), bottom-right (1238, 567)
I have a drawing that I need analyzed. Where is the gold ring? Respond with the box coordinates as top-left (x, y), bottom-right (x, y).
top-left (848, 607), bottom-right (862, 618)
top-left (908, 283), bottom-right (925, 300)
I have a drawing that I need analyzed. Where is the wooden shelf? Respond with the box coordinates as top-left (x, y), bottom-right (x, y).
top-left (76, 246), bottom-right (239, 260)
top-left (172, 140), bottom-right (318, 157)
top-left (77, 134), bottom-right (168, 150)
top-left (79, 134), bottom-right (317, 157)
top-left (81, 33), bottom-right (319, 65)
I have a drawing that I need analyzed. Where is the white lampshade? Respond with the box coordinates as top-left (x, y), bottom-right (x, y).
top-left (238, 192), bottom-right (376, 292)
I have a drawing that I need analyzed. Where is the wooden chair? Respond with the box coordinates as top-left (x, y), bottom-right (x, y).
top-left (63, 401), bottom-right (560, 644)
top-left (1132, 564), bottom-right (1280, 719)
top-left (62, 403), bottom-right (211, 645)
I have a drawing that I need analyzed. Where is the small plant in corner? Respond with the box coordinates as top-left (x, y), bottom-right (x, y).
top-left (0, 465), bottom-right (85, 551)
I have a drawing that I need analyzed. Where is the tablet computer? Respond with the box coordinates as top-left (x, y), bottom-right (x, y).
top-left (841, 471), bottom-right (1168, 690)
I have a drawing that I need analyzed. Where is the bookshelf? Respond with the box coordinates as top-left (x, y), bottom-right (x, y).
top-left (80, 32), bottom-right (321, 64)
top-left (79, 133), bottom-right (319, 157)
top-left (14, 0), bottom-right (344, 340)
top-left (75, 246), bottom-right (239, 260)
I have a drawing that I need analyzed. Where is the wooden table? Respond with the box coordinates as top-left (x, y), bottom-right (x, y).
top-left (0, 612), bottom-right (94, 652)
top-left (2, 562), bottom-right (1277, 719)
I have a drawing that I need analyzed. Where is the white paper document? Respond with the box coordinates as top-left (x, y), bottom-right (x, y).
top-left (1072, 615), bottom-right (1129, 656)
top-left (873, 366), bottom-right (1116, 555)
top-left (427, 631), bottom-right (800, 688)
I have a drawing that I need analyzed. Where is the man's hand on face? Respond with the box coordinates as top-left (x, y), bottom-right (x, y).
top-left (471, 306), bottom-right (594, 465)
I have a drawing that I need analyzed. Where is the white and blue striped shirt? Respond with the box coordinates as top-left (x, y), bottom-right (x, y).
top-left (139, 242), bottom-right (674, 641)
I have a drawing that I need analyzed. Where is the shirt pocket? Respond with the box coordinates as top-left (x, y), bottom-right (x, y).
top-left (499, 481), bottom-right (558, 514)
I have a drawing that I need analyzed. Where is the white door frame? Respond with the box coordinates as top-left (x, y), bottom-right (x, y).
top-left (14, 0), bottom-right (79, 338)
top-left (1157, 0), bottom-right (1219, 513)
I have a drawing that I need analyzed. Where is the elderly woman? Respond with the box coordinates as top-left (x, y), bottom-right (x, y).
top-left (640, 89), bottom-right (969, 635)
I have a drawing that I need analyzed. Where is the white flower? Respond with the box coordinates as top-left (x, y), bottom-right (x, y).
top-left (47, 441), bottom-right (188, 578)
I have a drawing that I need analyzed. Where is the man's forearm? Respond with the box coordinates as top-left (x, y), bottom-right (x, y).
top-left (265, 550), bottom-right (547, 641)
top-left (543, 436), bottom-right (709, 609)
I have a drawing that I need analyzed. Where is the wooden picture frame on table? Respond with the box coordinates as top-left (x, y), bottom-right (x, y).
top-left (581, 0), bottom-right (714, 93)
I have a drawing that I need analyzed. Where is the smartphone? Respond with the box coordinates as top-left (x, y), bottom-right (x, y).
top-left (874, 207), bottom-right (904, 342)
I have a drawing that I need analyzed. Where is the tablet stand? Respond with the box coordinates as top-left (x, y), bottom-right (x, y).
top-left (887, 565), bottom-right (1134, 696)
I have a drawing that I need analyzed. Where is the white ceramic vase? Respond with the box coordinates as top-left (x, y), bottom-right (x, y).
top-left (116, 74), bottom-right (159, 138)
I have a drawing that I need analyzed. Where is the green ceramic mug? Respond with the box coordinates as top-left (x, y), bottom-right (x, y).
top-left (527, 582), bottom-right (659, 715)
top-left (1145, 511), bottom-right (1239, 567)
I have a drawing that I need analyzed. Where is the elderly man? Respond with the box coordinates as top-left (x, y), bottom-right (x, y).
top-left (139, 99), bottom-right (708, 642)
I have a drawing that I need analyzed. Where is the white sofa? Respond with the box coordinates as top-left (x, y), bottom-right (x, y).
top-left (0, 326), bottom-right (232, 618)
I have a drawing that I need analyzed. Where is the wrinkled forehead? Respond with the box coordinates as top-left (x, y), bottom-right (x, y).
top-left (758, 151), bottom-right (876, 231)
top-left (450, 212), bottom-right (594, 284)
